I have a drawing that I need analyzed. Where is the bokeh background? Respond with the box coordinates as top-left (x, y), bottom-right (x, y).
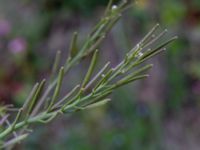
top-left (0, 0), bottom-right (200, 149)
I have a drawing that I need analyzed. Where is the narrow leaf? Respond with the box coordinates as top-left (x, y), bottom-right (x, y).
top-left (84, 62), bottom-right (110, 90)
top-left (22, 83), bottom-right (39, 112)
top-left (104, 0), bottom-right (113, 16)
top-left (11, 109), bottom-right (23, 131)
top-left (53, 84), bottom-right (80, 109)
top-left (1, 134), bottom-right (28, 148)
top-left (140, 36), bottom-right (177, 60)
top-left (26, 79), bottom-right (46, 119)
top-left (82, 50), bottom-right (98, 88)
top-left (124, 64), bottom-right (153, 77)
top-left (140, 23), bottom-right (160, 46)
top-left (69, 32), bottom-right (78, 58)
top-left (142, 29), bottom-right (168, 49)
top-left (114, 75), bottom-right (149, 88)
top-left (48, 67), bottom-right (64, 111)
top-left (85, 98), bottom-right (111, 109)
top-left (51, 50), bottom-right (61, 78)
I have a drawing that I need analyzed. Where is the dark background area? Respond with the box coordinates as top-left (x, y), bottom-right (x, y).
top-left (0, 0), bottom-right (200, 149)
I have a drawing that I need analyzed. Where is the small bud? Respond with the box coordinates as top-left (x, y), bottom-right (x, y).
top-left (112, 5), bottom-right (118, 10)
top-left (147, 48), bottom-right (151, 51)
top-left (136, 44), bottom-right (140, 49)
top-left (121, 70), bottom-right (125, 74)
top-left (101, 74), bottom-right (105, 78)
top-left (135, 52), bottom-right (143, 58)
top-left (105, 17), bottom-right (109, 21)
top-left (156, 23), bottom-right (160, 27)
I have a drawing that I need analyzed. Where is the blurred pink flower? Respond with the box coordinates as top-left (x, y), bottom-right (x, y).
top-left (0, 19), bottom-right (11, 36)
top-left (192, 81), bottom-right (200, 95)
top-left (8, 37), bottom-right (27, 53)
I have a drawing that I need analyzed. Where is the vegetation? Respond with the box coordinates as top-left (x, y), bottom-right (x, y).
top-left (0, 0), bottom-right (176, 149)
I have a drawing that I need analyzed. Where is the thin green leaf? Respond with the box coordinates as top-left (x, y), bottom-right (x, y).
top-left (10, 109), bottom-right (22, 131)
top-left (53, 84), bottom-right (80, 109)
top-left (82, 50), bottom-right (98, 88)
top-left (142, 29), bottom-right (168, 49)
top-left (104, 0), bottom-right (113, 16)
top-left (85, 62), bottom-right (110, 90)
top-left (140, 36), bottom-right (177, 60)
top-left (1, 133), bottom-right (28, 148)
top-left (69, 32), bottom-right (78, 58)
top-left (140, 23), bottom-right (160, 46)
top-left (114, 75), bottom-right (149, 88)
top-left (48, 67), bottom-right (64, 111)
top-left (25, 79), bottom-right (46, 119)
top-left (84, 98), bottom-right (111, 109)
top-left (22, 83), bottom-right (39, 112)
top-left (51, 50), bottom-right (61, 78)
top-left (124, 64), bottom-right (153, 78)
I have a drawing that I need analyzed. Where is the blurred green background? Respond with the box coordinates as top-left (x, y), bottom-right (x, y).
top-left (0, 0), bottom-right (200, 149)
